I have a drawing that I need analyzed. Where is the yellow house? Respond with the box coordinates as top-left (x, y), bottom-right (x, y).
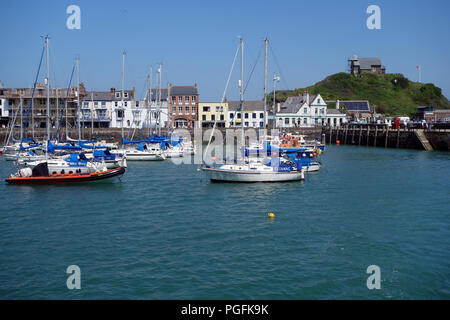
top-left (198, 102), bottom-right (228, 128)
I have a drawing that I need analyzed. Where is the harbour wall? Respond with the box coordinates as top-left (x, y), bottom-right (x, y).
top-left (2, 126), bottom-right (448, 151)
top-left (323, 125), bottom-right (450, 152)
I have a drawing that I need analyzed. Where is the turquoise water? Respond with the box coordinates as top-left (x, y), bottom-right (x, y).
top-left (0, 145), bottom-right (449, 299)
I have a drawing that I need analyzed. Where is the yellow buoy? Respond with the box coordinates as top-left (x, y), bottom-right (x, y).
top-left (268, 212), bottom-right (275, 219)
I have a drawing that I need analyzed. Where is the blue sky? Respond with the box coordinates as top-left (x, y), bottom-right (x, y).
top-left (1, 0), bottom-right (449, 101)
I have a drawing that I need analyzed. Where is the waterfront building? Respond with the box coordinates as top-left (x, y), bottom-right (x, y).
top-left (348, 56), bottom-right (386, 75)
top-left (276, 93), bottom-right (327, 128)
top-left (326, 108), bottom-right (347, 127)
top-left (168, 84), bottom-right (199, 128)
top-left (0, 90), bottom-right (10, 127)
top-left (337, 100), bottom-right (372, 123)
top-left (198, 102), bottom-right (228, 128)
top-left (227, 100), bottom-right (265, 128)
top-left (0, 83), bottom-right (84, 130)
top-left (147, 88), bottom-right (169, 129)
top-left (81, 91), bottom-right (113, 128)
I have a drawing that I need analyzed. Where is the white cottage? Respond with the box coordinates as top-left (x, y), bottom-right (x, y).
top-left (276, 93), bottom-right (327, 128)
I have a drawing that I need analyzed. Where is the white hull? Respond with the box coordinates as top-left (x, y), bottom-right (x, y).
top-left (304, 162), bottom-right (320, 172)
top-left (125, 153), bottom-right (165, 161)
top-left (202, 167), bottom-right (304, 182)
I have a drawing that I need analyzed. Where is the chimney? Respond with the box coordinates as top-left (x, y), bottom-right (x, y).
top-left (110, 88), bottom-right (116, 93)
top-left (277, 102), bottom-right (281, 113)
top-left (303, 91), bottom-right (309, 105)
top-left (336, 99), bottom-right (340, 110)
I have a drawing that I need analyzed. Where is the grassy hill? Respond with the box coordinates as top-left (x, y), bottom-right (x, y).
top-left (269, 72), bottom-right (450, 116)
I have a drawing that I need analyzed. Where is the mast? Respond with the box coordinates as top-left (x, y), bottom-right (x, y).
top-left (76, 57), bottom-right (81, 140)
top-left (263, 38), bottom-right (268, 129)
top-left (272, 73), bottom-right (280, 129)
top-left (45, 36), bottom-right (50, 143)
top-left (239, 37), bottom-right (244, 148)
top-left (20, 96), bottom-right (23, 141)
top-left (31, 92), bottom-right (34, 139)
top-left (148, 67), bottom-right (152, 136)
top-left (157, 63), bottom-right (162, 135)
top-left (55, 87), bottom-right (59, 140)
top-left (121, 51), bottom-right (126, 139)
top-left (91, 91), bottom-right (94, 136)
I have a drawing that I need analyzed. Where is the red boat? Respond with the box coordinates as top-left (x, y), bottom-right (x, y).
top-left (5, 162), bottom-right (125, 184)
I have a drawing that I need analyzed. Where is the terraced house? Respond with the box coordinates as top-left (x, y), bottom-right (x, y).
top-left (168, 84), bottom-right (199, 128)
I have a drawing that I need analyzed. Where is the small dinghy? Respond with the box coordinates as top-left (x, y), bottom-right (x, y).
top-left (5, 162), bottom-right (125, 184)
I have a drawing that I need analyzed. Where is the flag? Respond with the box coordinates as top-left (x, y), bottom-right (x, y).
top-left (416, 66), bottom-right (420, 70)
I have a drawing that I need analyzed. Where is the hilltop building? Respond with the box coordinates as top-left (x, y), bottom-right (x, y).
top-left (348, 56), bottom-right (386, 75)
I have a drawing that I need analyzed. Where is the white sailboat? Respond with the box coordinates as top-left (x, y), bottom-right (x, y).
top-left (201, 37), bottom-right (304, 182)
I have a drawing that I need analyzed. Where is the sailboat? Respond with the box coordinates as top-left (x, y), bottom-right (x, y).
top-left (5, 36), bottom-right (125, 183)
top-left (201, 37), bottom-right (304, 182)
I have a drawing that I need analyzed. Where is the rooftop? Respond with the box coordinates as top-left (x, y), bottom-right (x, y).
top-left (228, 100), bottom-right (264, 111)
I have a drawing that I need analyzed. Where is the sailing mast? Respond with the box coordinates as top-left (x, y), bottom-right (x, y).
top-left (55, 87), bottom-right (59, 140)
top-left (157, 63), bottom-right (162, 135)
top-left (239, 37), bottom-right (244, 150)
top-left (45, 36), bottom-right (50, 143)
top-left (148, 67), bottom-right (152, 137)
top-left (76, 57), bottom-right (81, 140)
top-left (121, 51), bottom-right (126, 140)
top-left (91, 91), bottom-right (94, 136)
top-left (263, 38), bottom-right (268, 129)
top-left (20, 96), bottom-right (23, 141)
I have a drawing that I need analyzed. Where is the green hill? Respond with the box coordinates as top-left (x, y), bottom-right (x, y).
top-left (269, 72), bottom-right (450, 116)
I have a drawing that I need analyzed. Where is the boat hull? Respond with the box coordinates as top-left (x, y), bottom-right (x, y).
top-left (5, 167), bottom-right (125, 184)
top-left (202, 167), bottom-right (304, 182)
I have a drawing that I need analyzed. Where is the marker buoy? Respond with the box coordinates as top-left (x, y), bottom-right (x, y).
top-left (211, 156), bottom-right (216, 162)
top-left (268, 212), bottom-right (275, 219)
top-left (336, 140), bottom-right (340, 145)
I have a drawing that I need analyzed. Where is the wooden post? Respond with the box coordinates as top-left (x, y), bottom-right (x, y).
top-left (374, 126), bottom-right (378, 147)
top-left (352, 126), bottom-right (355, 144)
top-left (358, 126), bottom-right (362, 145)
top-left (329, 127), bottom-right (332, 144)
top-left (344, 125), bottom-right (348, 144)
top-left (396, 127), bottom-right (400, 148)
top-left (366, 126), bottom-right (370, 146)
top-left (385, 125), bottom-right (389, 148)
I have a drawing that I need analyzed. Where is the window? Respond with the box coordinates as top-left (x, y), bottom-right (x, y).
top-left (252, 113), bottom-right (256, 119)
top-left (203, 106), bottom-right (210, 112)
top-left (285, 118), bottom-right (289, 125)
top-left (192, 106), bottom-right (195, 113)
top-left (172, 96), bottom-right (176, 103)
top-left (115, 92), bottom-right (121, 98)
top-left (303, 108), bottom-right (307, 114)
top-left (237, 113), bottom-right (241, 119)
top-left (102, 101), bottom-right (106, 107)
top-left (178, 96), bottom-right (182, 104)
top-left (202, 115), bottom-right (206, 121)
top-left (178, 106), bottom-right (182, 113)
top-left (185, 107), bottom-right (190, 114)
top-left (124, 102), bottom-right (128, 107)
top-left (127, 120), bottom-right (130, 126)
top-left (185, 96), bottom-right (190, 104)
top-left (230, 113), bottom-right (234, 118)
top-left (115, 102), bottom-right (118, 107)
top-left (318, 98), bottom-right (321, 104)
top-left (192, 96), bottom-right (196, 102)
top-left (220, 114), bottom-right (224, 121)
top-left (124, 92), bottom-right (129, 98)
top-left (117, 110), bottom-right (124, 118)
top-left (303, 118), bottom-right (307, 124)
top-left (315, 108), bottom-right (318, 114)
top-left (136, 101), bottom-right (140, 107)
top-left (244, 122), bottom-right (249, 127)
top-left (245, 113), bottom-right (249, 119)
top-left (260, 113), bottom-right (264, 118)
top-left (211, 115), bottom-right (215, 121)
top-left (260, 122), bottom-right (263, 127)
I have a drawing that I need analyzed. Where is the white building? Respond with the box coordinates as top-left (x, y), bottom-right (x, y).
top-left (276, 93), bottom-right (328, 127)
top-left (227, 100), bottom-right (265, 128)
top-left (326, 109), bottom-right (347, 127)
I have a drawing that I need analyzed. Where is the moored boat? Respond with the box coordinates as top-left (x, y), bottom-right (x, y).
top-left (5, 162), bottom-right (125, 184)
